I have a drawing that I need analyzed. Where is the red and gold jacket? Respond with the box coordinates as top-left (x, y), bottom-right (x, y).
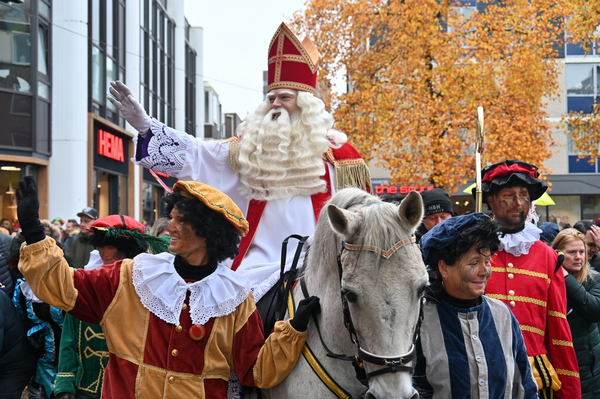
top-left (485, 240), bottom-right (580, 398)
top-left (19, 238), bottom-right (306, 399)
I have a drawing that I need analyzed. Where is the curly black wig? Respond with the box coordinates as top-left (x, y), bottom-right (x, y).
top-left (162, 191), bottom-right (240, 262)
top-left (426, 218), bottom-right (500, 296)
top-left (89, 231), bottom-right (149, 259)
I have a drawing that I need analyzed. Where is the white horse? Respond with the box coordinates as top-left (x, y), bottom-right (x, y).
top-left (265, 188), bottom-right (428, 399)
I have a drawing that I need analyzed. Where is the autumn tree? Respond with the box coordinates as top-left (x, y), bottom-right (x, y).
top-left (290, 0), bottom-right (595, 192)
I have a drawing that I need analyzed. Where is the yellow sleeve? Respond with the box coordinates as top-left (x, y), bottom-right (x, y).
top-left (18, 237), bottom-right (77, 311)
top-left (253, 320), bottom-right (307, 388)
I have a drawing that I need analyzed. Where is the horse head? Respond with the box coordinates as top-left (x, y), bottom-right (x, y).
top-left (325, 190), bottom-right (428, 399)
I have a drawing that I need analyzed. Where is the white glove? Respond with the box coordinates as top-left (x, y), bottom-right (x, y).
top-left (107, 81), bottom-right (151, 135)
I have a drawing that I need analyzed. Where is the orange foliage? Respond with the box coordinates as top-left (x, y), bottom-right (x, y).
top-left (564, 102), bottom-right (600, 163)
top-left (290, 0), bottom-right (596, 191)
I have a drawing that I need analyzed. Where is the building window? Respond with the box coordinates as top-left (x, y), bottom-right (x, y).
top-left (0, 2), bottom-right (32, 94)
top-left (566, 63), bottom-right (600, 114)
top-left (141, 0), bottom-right (174, 127)
top-left (185, 42), bottom-right (196, 136)
top-left (567, 135), bottom-right (599, 173)
top-left (0, 0), bottom-right (54, 154)
top-left (90, 0), bottom-right (126, 126)
top-left (566, 33), bottom-right (600, 58)
top-left (565, 61), bottom-right (600, 173)
top-left (448, 1), bottom-right (477, 33)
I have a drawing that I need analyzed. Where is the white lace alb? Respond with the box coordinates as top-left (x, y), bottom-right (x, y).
top-left (498, 221), bottom-right (541, 257)
top-left (132, 252), bottom-right (252, 325)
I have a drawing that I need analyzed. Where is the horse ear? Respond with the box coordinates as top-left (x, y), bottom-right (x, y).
top-left (327, 204), bottom-right (359, 238)
top-left (398, 191), bottom-right (423, 231)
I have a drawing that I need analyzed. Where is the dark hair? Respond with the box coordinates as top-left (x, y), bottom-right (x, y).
top-left (89, 231), bottom-right (148, 259)
top-left (162, 192), bottom-right (240, 262)
top-left (573, 220), bottom-right (593, 235)
top-left (426, 218), bottom-right (500, 296)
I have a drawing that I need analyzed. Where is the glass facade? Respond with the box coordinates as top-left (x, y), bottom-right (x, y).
top-left (0, 0), bottom-right (52, 154)
top-left (141, 0), bottom-right (174, 127)
top-left (89, 0), bottom-right (126, 125)
top-left (537, 194), bottom-right (600, 227)
top-left (185, 25), bottom-right (196, 136)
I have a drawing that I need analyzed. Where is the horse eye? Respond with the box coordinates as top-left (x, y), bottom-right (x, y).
top-left (343, 289), bottom-right (358, 303)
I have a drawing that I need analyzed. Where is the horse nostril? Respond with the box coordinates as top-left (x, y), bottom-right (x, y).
top-left (365, 393), bottom-right (376, 399)
top-left (410, 393), bottom-right (419, 399)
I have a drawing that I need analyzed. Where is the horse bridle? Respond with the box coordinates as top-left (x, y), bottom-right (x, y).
top-left (299, 235), bottom-right (424, 391)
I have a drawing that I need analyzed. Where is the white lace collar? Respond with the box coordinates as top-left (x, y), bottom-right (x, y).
top-left (498, 221), bottom-right (541, 257)
top-left (132, 252), bottom-right (252, 325)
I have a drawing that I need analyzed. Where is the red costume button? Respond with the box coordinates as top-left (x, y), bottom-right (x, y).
top-left (189, 324), bottom-right (206, 341)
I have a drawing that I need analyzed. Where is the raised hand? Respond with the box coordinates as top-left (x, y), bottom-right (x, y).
top-left (107, 81), bottom-right (151, 134)
top-left (290, 296), bottom-right (320, 332)
top-left (16, 176), bottom-right (45, 244)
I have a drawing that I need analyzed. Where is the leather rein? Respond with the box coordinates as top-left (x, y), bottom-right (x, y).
top-left (294, 236), bottom-right (424, 398)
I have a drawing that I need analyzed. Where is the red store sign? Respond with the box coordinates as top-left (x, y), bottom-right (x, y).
top-left (97, 129), bottom-right (125, 162)
top-left (374, 184), bottom-right (435, 195)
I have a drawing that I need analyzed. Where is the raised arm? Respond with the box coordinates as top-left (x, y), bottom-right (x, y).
top-left (107, 81), bottom-right (151, 135)
top-left (107, 81), bottom-right (232, 183)
top-left (16, 177), bottom-right (119, 324)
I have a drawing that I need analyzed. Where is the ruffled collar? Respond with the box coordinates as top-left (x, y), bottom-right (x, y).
top-left (132, 252), bottom-right (252, 325)
top-left (84, 250), bottom-right (103, 270)
top-left (497, 221), bottom-right (541, 257)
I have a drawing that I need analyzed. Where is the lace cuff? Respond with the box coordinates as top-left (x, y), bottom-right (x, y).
top-left (133, 118), bottom-right (189, 177)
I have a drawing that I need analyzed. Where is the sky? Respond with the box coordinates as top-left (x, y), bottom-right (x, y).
top-left (183, 0), bottom-right (307, 118)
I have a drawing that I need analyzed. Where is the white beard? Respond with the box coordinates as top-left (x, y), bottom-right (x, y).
top-left (236, 106), bottom-right (329, 201)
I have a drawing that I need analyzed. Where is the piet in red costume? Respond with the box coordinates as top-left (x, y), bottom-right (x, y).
top-left (477, 159), bottom-right (581, 399)
top-left (17, 178), bottom-right (320, 399)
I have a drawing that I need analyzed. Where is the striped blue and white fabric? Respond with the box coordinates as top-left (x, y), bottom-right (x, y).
top-left (414, 296), bottom-right (538, 399)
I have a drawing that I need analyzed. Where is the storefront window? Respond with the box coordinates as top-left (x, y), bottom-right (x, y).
top-left (142, 182), bottom-right (157, 225)
top-left (0, 164), bottom-right (24, 232)
top-left (582, 194), bottom-right (600, 221)
top-left (142, 181), bottom-right (169, 226)
top-left (540, 195), bottom-right (581, 229)
top-left (94, 169), bottom-right (128, 217)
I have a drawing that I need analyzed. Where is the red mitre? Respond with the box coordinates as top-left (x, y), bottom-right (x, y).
top-left (267, 22), bottom-right (319, 94)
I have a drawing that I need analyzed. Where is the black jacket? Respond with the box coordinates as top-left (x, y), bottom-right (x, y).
top-left (0, 289), bottom-right (37, 392)
top-left (0, 232), bottom-right (14, 298)
top-left (565, 270), bottom-right (600, 398)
